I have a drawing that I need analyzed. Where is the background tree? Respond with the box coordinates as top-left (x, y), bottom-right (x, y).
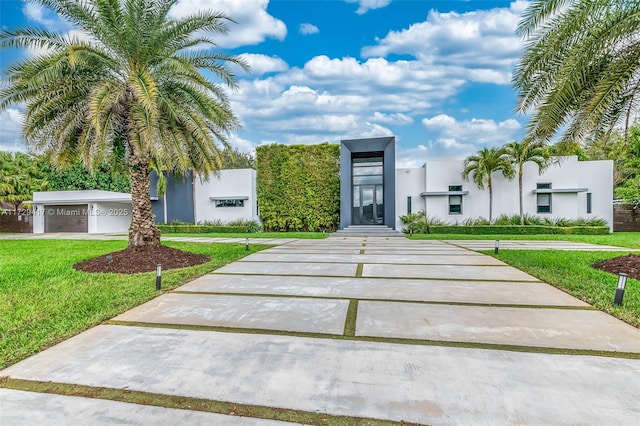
top-left (461, 147), bottom-right (514, 223)
top-left (504, 138), bottom-right (551, 224)
top-left (36, 158), bottom-right (130, 193)
top-left (219, 147), bottom-right (256, 169)
top-left (514, 0), bottom-right (640, 145)
top-left (0, 0), bottom-right (247, 250)
top-left (0, 151), bottom-right (47, 211)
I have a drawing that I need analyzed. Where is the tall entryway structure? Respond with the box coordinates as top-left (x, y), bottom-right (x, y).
top-left (340, 136), bottom-right (396, 230)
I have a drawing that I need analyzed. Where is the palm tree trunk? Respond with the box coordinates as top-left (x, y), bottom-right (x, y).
top-left (128, 150), bottom-right (161, 249)
top-left (519, 165), bottom-right (524, 225)
top-left (488, 177), bottom-right (493, 223)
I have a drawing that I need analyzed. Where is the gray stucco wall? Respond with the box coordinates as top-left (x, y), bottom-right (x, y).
top-left (340, 136), bottom-right (396, 229)
top-left (150, 172), bottom-right (195, 224)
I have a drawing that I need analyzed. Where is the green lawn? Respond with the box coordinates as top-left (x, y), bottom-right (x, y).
top-left (489, 250), bottom-right (640, 328)
top-left (164, 232), bottom-right (328, 239)
top-left (410, 232), bottom-right (640, 248)
top-left (0, 240), bottom-right (267, 369)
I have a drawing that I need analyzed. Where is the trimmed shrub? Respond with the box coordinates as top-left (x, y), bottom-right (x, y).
top-left (427, 225), bottom-right (609, 235)
top-left (158, 224), bottom-right (247, 234)
top-left (257, 143), bottom-right (340, 232)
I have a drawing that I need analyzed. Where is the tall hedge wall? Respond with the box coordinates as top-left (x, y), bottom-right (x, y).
top-left (256, 143), bottom-right (340, 231)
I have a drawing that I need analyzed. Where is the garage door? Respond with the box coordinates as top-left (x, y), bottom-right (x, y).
top-left (44, 204), bottom-right (89, 233)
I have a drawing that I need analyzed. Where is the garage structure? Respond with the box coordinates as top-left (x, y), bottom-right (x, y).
top-left (32, 190), bottom-right (132, 234)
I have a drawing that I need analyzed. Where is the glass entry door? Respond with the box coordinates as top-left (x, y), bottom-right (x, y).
top-left (352, 153), bottom-right (384, 225)
top-left (355, 184), bottom-right (383, 224)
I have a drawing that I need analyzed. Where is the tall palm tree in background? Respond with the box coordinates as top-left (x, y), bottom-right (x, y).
top-left (514, 0), bottom-right (640, 145)
top-left (461, 147), bottom-right (514, 223)
top-left (0, 0), bottom-right (247, 249)
top-left (504, 138), bottom-right (551, 225)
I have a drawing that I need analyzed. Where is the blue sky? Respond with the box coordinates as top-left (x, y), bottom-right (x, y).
top-left (0, 0), bottom-right (531, 166)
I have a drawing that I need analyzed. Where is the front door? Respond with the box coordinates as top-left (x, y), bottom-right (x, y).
top-left (353, 184), bottom-right (383, 224)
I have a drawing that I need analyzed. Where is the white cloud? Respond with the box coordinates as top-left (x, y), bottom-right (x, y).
top-left (170, 0), bottom-right (286, 48)
top-left (345, 0), bottom-right (393, 15)
top-left (299, 23), bottom-right (319, 35)
top-left (238, 53), bottom-right (288, 75)
top-left (421, 114), bottom-right (522, 157)
top-left (361, 1), bottom-right (525, 84)
top-left (22, 2), bottom-right (68, 30)
top-left (227, 134), bottom-right (258, 154)
top-left (396, 144), bottom-right (429, 168)
top-left (0, 108), bottom-right (25, 152)
top-left (369, 112), bottom-right (413, 125)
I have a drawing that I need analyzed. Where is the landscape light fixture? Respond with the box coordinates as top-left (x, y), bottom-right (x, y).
top-left (614, 272), bottom-right (628, 306)
top-left (494, 240), bottom-right (500, 254)
top-left (245, 237), bottom-right (249, 251)
top-left (156, 264), bottom-right (162, 291)
top-left (106, 254), bottom-right (113, 264)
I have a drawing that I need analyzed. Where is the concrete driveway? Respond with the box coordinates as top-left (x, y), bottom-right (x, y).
top-left (2, 237), bottom-right (639, 424)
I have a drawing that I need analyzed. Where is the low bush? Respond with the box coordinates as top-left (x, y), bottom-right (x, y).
top-left (428, 225), bottom-right (609, 235)
top-left (158, 224), bottom-right (247, 234)
top-left (401, 211), bottom-right (609, 234)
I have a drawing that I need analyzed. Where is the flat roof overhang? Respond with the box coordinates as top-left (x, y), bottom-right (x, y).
top-left (420, 191), bottom-right (469, 196)
top-left (532, 188), bottom-right (588, 194)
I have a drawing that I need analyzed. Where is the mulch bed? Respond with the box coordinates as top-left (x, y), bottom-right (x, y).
top-left (73, 245), bottom-right (210, 274)
top-left (592, 254), bottom-right (640, 280)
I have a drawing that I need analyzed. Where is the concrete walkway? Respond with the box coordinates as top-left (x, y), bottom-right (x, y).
top-left (2, 237), bottom-right (640, 424)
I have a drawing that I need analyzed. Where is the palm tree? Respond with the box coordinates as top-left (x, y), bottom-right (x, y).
top-left (0, 151), bottom-right (48, 212)
top-left (513, 0), bottom-right (640, 145)
top-left (461, 147), bottom-right (514, 223)
top-left (503, 139), bottom-right (551, 225)
top-left (0, 0), bottom-right (247, 249)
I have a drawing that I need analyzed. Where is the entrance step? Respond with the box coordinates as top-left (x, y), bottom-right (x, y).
top-left (332, 225), bottom-right (406, 238)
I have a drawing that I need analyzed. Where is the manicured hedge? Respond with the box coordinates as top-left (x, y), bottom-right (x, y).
top-left (157, 225), bottom-right (247, 234)
top-left (426, 225), bottom-right (609, 235)
top-left (256, 142), bottom-right (340, 232)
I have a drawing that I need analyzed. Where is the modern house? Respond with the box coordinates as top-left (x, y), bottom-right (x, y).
top-left (32, 190), bottom-right (132, 233)
top-left (29, 137), bottom-right (613, 234)
top-left (340, 137), bottom-right (613, 232)
top-left (394, 156), bottom-right (613, 231)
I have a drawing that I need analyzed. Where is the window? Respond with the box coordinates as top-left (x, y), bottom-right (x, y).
top-left (536, 183), bottom-right (552, 213)
top-left (407, 196), bottom-right (412, 214)
top-left (537, 194), bottom-right (551, 213)
top-left (215, 199), bottom-right (244, 208)
top-left (449, 195), bottom-right (462, 214)
top-left (587, 193), bottom-right (592, 214)
top-left (449, 185), bottom-right (462, 192)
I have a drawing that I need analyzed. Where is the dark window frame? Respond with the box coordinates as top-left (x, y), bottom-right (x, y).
top-left (449, 194), bottom-right (462, 214)
top-left (587, 192), bottom-right (592, 214)
top-left (214, 199), bottom-right (245, 208)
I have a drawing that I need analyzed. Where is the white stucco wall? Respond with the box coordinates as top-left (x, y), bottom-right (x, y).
top-left (32, 205), bottom-right (44, 233)
top-left (394, 156), bottom-right (614, 231)
top-left (31, 190), bottom-right (131, 233)
top-left (92, 202), bottom-right (132, 233)
top-left (395, 167), bottom-right (426, 230)
top-left (194, 169), bottom-right (258, 224)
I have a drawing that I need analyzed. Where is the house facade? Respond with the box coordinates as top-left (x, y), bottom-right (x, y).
top-left (150, 169), bottom-right (258, 224)
top-left (394, 156), bottom-right (614, 231)
top-left (29, 138), bottom-right (613, 234)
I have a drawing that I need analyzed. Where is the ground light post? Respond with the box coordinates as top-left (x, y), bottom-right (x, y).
top-left (614, 272), bottom-right (627, 306)
top-left (156, 264), bottom-right (162, 291)
top-left (494, 240), bottom-right (500, 254)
